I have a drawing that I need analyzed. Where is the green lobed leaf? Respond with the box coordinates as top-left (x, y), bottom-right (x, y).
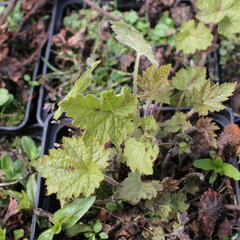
top-left (159, 112), bottom-right (192, 137)
top-left (175, 20), bottom-right (213, 54)
top-left (54, 61), bottom-right (100, 120)
top-left (218, 15), bottom-right (240, 37)
top-left (192, 81), bottom-right (236, 116)
top-left (0, 88), bottom-right (14, 106)
top-left (53, 196), bottom-right (95, 229)
top-left (123, 136), bottom-right (159, 175)
top-left (136, 64), bottom-right (173, 104)
top-left (152, 226), bottom-right (166, 240)
top-left (60, 87), bottom-right (137, 147)
top-left (172, 67), bottom-right (206, 92)
top-left (117, 172), bottom-right (160, 204)
top-left (32, 137), bottom-right (110, 200)
top-left (196, 0), bottom-right (235, 24)
top-left (111, 21), bottom-right (158, 65)
top-left (183, 173), bottom-right (204, 195)
top-left (193, 158), bottom-right (214, 170)
top-left (139, 115), bottom-right (159, 135)
top-left (222, 163), bottom-right (240, 180)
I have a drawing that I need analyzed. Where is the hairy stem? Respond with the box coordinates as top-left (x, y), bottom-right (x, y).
top-left (133, 54), bottom-right (140, 96)
top-left (104, 175), bottom-right (122, 188)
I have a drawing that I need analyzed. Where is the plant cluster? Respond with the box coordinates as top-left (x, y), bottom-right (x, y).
top-left (0, 136), bottom-right (40, 239)
top-left (33, 18), bottom-right (240, 239)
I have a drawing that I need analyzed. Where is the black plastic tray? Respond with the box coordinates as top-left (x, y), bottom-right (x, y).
top-left (0, 2), bottom-right (43, 135)
top-left (36, 0), bottom-right (143, 126)
top-left (31, 107), bottom-right (240, 239)
top-left (37, 0), bottom-right (212, 126)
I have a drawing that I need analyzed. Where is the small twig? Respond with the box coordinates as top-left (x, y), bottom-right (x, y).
top-left (33, 208), bottom-right (54, 223)
top-left (225, 204), bottom-right (240, 212)
top-left (94, 206), bottom-right (124, 222)
top-left (0, 0), bottom-right (17, 25)
top-left (18, 0), bottom-right (49, 31)
top-left (0, 177), bottom-right (23, 187)
top-left (161, 149), bottom-right (175, 178)
top-left (82, 0), bottom-right (122, 21)
top-left (104, 175), bottom-right (122, 188)
top-left (22, 33), bottom-right (48, 67)
top-left (39, 77), bottom-right (58, 97)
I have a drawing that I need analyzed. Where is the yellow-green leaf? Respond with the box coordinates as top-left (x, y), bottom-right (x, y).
top-left (175, 20), bottom-right (213, 54)
top-left (123, 136), bottom-right (159, 175)
top-left (117, 172), bottom-right (160, 204)
top-left (137, 64), bottom-right (173, 103)
top-left (60, 87), bottom-right (137, 147)
top-left (192, 81), bottom-right (236, 116)
top-left (54, 61), bottom-right (100, 120)
top-left (32, 137), bottom-right (110, 200)
top-left (111, 21), bottom-right (158, 65)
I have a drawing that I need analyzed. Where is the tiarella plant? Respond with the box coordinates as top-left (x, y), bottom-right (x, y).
top-left (32, 21), bottom-right (239, 239)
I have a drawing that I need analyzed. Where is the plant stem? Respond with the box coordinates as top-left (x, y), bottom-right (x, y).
top-left (104, 175), bottom-right (122, 188)
top-left (0, 177), bottom-right (23, 187)
top-left (186, 109), bottom-right (194, 119)
top-left (133, 54), bottom-right (140, 96)
top-left (177, 92), bottom-right (185, 108)
top-left (161, 149), bottom-right (175, 178)
top-left (144, 99), bottom-right (151, 117)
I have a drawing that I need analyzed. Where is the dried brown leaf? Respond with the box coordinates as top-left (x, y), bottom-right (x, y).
top-left (3, 197), bottom-right (20, 224)
top-left (196, 117), bottom-right (219, 148)
top-left (216, 218), bottom-right (232, 239)
top-left (198, 189), bottom-right (223, 237)
top-left (160, 177), bottom-right (179, 192)
top-left (217, 123), bottom-right (240, 157)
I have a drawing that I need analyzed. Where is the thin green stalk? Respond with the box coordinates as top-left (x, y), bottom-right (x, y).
top-left (133, 54), bottom-right (140, 96)
top-left (177, 92), bottom-right (185, 108)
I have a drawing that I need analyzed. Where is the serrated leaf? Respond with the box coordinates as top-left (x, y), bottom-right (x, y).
top-left (171, 192), bottom-right (189, 213)
top-left (136, 65), bottom-right (173, 103)
top-left (111, 21), bottom-right (158, 65)
top-left (183, 173), bottom-right (204, 194)
top-left (192, 81), bottom-right (236, 116)
top-left (159, 112), bottom-right (192, 137)
top-left (172, 67), bottom-right (206, 92)
top-left (196, 0), bottom-right (235, 24)
top-left (60, 87), bottom-right (137, 147)
top-left (196, 118), bottom-right (219, 148)
top-left (152, 226), bottom-right (166, 240)
top-left (123, 136), bottom-right (159, 175)
top-left (175, 20), bottom-right (213, 54)
top-left (54, 61), bottom-right (100, 120)
top-left (117, 172), bottom-right (160, 204)
top-left (139, 115), bottom-right (159, 134)
top-left (218, 15), bottom-right (240, 37)
top-left (32, 137), bottom-right (110, 200)
top-left (53, 196), bottom-right (95, 229)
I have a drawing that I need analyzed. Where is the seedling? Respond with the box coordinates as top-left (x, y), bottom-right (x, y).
top-left (193, 151), bottom-right (240, 184)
